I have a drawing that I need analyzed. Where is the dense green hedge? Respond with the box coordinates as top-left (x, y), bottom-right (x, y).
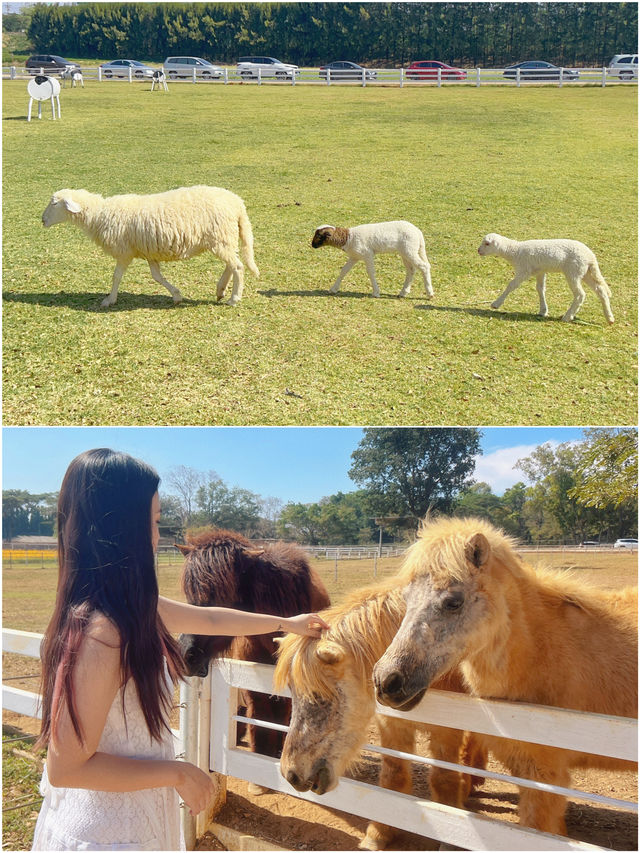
top-left (25, 2), bottom-right (638, 67)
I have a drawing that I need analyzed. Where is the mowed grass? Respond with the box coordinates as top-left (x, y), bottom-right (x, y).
top-left (2, 81), bottom-right (637, 426)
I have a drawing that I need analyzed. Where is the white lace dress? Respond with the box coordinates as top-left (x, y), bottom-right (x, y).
top-left (32, 666), bottom-right (185, 851)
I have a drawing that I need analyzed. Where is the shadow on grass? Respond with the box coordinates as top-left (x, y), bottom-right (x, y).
top-left (415, 302), bottom-right (558, 324)
top-left (2, 291), bottom-right (220, 312)
top-left (259, 287), bottom-right (414, 300)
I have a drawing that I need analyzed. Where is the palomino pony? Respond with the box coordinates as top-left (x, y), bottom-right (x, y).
top-left (274, 578), bottom-right (486, 851)
top-left (374, 516), bottom-right (638, 837)
top-left (178, 528), bottom-right (330, 766)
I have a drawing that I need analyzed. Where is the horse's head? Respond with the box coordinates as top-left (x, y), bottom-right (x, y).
top-left (274, 631), bottom-right (375, 795)
top-left (374, 517), bottom-right (515, 710)
top-left (274, 586), bottom-right (404, 795)
top-left (176, 530), bottom-right (266, 676)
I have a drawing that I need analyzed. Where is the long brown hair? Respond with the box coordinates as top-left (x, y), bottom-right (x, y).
top-left (37, 449), bottom-right (185, 748)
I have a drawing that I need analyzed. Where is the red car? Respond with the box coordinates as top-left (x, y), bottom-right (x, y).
top-left (405, 60), bottom-right (467, 80)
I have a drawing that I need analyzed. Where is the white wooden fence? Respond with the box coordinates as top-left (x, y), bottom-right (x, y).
top-left (4, 629), bottom-right (637, 851)
top-left (3, 65), bottom-right (638, 87)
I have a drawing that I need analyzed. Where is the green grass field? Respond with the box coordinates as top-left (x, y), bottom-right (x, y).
top-left (2, 81), bottom-right (637, 425)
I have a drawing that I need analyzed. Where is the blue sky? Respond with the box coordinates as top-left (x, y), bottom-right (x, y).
top-left (2, 427), bottom-right (586, 502)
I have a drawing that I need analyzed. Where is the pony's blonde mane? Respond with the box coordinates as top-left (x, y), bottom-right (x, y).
top-left (274, 578), bottom-right (405, 700)
top-left (398, 515), bottom-right (525, 585)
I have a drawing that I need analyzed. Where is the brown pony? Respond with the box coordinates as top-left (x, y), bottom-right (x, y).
top-left (374, 516), bottom-right (638, 836)
top-left (177, 528), bottom-right (330, 764)
top-left (274, 579), bottom-right (486, 851)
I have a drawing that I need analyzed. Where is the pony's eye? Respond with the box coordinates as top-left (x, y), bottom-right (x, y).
top-left (442, 594), bottom-right (464, 612)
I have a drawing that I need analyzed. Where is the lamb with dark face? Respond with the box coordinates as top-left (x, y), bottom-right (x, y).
top-left (311, 220), bottom-right (434, 299)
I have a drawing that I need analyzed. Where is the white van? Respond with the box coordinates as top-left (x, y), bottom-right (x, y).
top-left (163, 56), bottom-right (223, 79)
top-left (608, 54), bottom-right (638, 80)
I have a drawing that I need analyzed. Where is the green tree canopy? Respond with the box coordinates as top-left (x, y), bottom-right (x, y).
top-left (348, 427), bottom-right (481, 520)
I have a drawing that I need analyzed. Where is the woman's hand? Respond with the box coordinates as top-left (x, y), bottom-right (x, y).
top-left (281, 613), bottom-right (330, 638)
top-left (174, 761), bottom-right (217, 816)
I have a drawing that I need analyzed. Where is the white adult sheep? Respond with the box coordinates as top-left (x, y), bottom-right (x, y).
top-left (41, 185), bottom-right (259, 307)
top-left (311, 221), bottom-right (433, 298)
top-left (478, 233), bottom-right (614, 324)
top-left (60, 67), bottom-right (83, 88)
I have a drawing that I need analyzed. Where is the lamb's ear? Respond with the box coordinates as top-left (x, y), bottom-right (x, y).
top-left (62, 196), bottom-right (82, 213)
top-left (315, 639), bottom-right (344, 665)
top-left (465, 533), bottom-right (490, 570)
top-left (174, 543), bottom-right (192, 555)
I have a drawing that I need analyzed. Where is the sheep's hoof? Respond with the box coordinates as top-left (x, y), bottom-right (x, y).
top-left (372, 292), bottom-right (380, 298)
top-left (397, 290), bottom-right (409, 298)
top-left (561, 313), bottom-right (574, 322)
top-left (226, 298), bottom-right (239, 307)
top-left (100, 296), bottom-right (116, 308)
top-left (490, 301), bottom-right (501, 310)
top-left (329, 287), bottom-right (340, 295)
top-left (172, 293), bottom-right (183, 304)
top-left (608, 318), bottom-right (615, 325)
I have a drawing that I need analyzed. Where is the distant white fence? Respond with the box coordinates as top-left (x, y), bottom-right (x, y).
top-left (4, 630), bottom-right (637, 851)
top-left (3, 65), bottom-right (638, 88)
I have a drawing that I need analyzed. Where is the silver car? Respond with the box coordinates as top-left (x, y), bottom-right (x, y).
top-left (100, 59), bottom-right (155, 79)
top-left (163, 56), bottom-right (223, 79)
top-left (237, 56), bottom-right (299, 79)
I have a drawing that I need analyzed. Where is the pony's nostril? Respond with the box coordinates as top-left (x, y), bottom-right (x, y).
top-left (286, 770), bottom-right (300, 788)
top-left (382, 671), bottom-right (404, 697)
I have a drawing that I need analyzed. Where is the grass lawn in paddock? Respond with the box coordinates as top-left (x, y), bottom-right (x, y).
top-left (2, 81), bottom-right (637, 426)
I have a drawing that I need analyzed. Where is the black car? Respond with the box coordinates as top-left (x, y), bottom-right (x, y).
top-left (26, 54), bottom-right (81, 75)
top-left (503, 60), bottom-right (579, 81)
top-left (319, 61), bottom-right (377, 80)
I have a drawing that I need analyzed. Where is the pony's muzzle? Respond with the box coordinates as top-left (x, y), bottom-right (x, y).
top-left (374, 668), bottom-right (426, 711)
top-left (284, 759), bottom-right (333, 795)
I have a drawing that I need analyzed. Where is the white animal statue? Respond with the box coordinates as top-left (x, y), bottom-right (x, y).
top-left (42, 185), bottom-right (259, 307)
top-left (312, 221), bottom-right (433, 298)
top-left (478, 233), bottom-right (614, 324)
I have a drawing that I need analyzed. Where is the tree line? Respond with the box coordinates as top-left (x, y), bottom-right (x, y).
top-left (3, 428), bottom-right (636, 547)
top-left (19, 2), bottom-right (637, 68)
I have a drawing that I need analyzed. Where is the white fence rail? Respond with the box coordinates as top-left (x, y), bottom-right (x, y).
top-left (210, 658), bottom-right (637, 852)
top-left (4, 629), bottom-right (637, 851)
top-left (3, 65), bottom-right (638, 87)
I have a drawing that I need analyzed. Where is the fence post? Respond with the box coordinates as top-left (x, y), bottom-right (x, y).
top-left (362, 68), bottom-right (366, 87)
top-left (399, 67), bottom-right (403, 88)
top-left (257, 68), bottom-right (261, 86)
top-left (374, 553), bottom-right (378, 578)
top-left (128, 67), bottom-right (132, 83)
top-left (192, 67), bottom-right (196, 84)
top-left (180, 679), bottom-right (198, 850)
top-left (10, 66), bottom-right (16, 79)
top-left (559, 67), bottom-right (564, 88)
top-left (98, 67), bottom-right (102, 82)
top-left (327, 66), bottom-right (331, 86)
top-left (476, 67), bottom-right (481, 87)
top-left (516, 67), bottom-right (521, 87)
top-left (602, 66), bottom-right (607, 87)
top-left (223, 67), bottom-right (228, 84)
top-left (334, 554), bottom-right (338, 582)
top-left (437, 66), bottom-right (442, 88)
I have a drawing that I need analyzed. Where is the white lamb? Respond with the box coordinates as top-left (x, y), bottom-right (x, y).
top-left (311, 221), bottom-right (433, 298)
top-left (41, 185), bottom-right (259, 307)
top-left (478, 233), bottom-right (614, 324)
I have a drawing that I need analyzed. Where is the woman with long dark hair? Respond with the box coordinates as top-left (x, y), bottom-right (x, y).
top-left (32, 449), bottom-right (328, 851)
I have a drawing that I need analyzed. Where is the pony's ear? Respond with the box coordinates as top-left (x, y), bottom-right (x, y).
top-left (174, 543), bottom-right (192, 555)
top-left (315, 639), bottom-right (344, 665)
top-left (243, 547), bottom-right (265, 558)
top-left (465, 533), bottom-right (490, 569)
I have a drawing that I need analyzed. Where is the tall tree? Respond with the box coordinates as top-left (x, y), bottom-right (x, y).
top-left (348, 427), bottom-right (481, 520)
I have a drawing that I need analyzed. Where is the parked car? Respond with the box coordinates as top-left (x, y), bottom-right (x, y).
top-left (613, 538), bottom-right (638, 550)
top-left (503, 60), bottom-right (579, 81)
top-left (100, 59), bottom-right (155, 79)
top-left (163, 56), bottom-right (223, 79)
top-left (405, 60), bottom-right (467, 80)
top-left (580, 541), bottom-right (600, 548)
top-left (26, 54), bottom-right (80, 75)
top-left (236, 56), bottom-right (299, 79)
top-left (608, 54), bottom-right (638, 80)
top-left (319, 61), bottom-right (377, 80)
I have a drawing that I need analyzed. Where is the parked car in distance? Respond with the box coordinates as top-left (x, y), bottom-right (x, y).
top-left (608, 54), bottom-right (638, 79)
top-left (613, 538), bottom-right (638, 550)
top-left (503, 60), bottom-right (579, 80)
top-left (405, 60), bottom-right (467, 80)
top-left (163, 56), bottom-right (223, 79)
top-left (319, 61), bottom-right (377, 80)
top-left (580, 541), bottom-right (600, 547)
top-left (236, 56), bottom-right (299, 79)
top-left (100, 59), bottom-right (155, 79)
top-left (26, 54), bottom-right (80, 75)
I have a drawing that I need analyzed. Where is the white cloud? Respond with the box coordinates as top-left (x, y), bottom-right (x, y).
top-left (473, 441), bottom-right (562, 495)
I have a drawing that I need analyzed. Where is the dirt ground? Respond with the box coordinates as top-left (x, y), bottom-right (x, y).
top-left (3, 554), bottom-right (637, 851)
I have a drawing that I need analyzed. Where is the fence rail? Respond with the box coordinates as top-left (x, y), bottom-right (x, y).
top-left (3, 65), bottom-right (638, 88)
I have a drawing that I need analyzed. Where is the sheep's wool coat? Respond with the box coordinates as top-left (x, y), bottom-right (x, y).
top-left (65, 185), bottom-right (249, 263)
